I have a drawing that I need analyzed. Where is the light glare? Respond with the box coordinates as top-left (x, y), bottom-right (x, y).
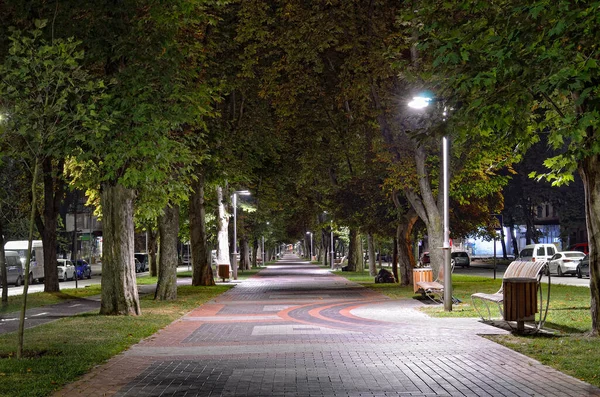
top-left (407, 96), bottom-right (432, 109)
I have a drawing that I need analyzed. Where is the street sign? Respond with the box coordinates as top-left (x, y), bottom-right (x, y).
top-left (491, 214), bottom-right (503, 230)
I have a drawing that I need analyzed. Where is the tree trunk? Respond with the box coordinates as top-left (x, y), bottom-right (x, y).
top-left (322, 229), bottom-right (328, 267)
top-left (0, 221), bottom-right (7, 306)
top-left (509, 224), bottom-right (519, 257)
top-left (425, 222), bottom-right (444, 279)
top-left (524, 199), bottom-right (536, 245)
top-left (346, 228), bottom-right (359, 272)
top-left (252, 239), bottom-right (259, 268)
top-left (155, 204), bottom-right (179, 301)
top-left (397, 215), bottom-right (418, 287)
top-left (499, 226), bottom-right (508, 260)
top-left (189, 170), bottom-right (214, 286)
top-left (377, 241), bottom-right (382, 269)
top-left (148, 227), bottom-right (158, 277)
top-left (367, 233), bottom-right (376, 276)
top-left (580, 155), bottom-right (600, 336)
top-left (241, 237), bottom-right (250, 270)
top-left (99, 184), bottom-right (140, 316)
top-left (404, 145), bottom-right (444, 279)
top-left (36, 157), bottom-right (65, 293)
top-left (216, 186), bottom-right (230, 268)
top-left (392, 236), bottom-right (399, 283)
top-left (18, 159), bottom-right (40, 359)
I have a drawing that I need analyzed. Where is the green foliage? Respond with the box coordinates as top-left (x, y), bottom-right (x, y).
top-left (404, 0), bottom-right (600, 181)
top-left (0, 21), bottom-right (105, 165)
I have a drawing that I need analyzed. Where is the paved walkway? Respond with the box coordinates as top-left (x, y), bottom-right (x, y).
top-left (54, 255), bottom-right (600, 397)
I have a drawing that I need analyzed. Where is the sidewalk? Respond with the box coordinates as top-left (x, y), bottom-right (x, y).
top-left (54, 255), bottom-right (600, 397)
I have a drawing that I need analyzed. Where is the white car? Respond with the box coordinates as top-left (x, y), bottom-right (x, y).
top-left (547, 251), bottom-right (586, 276)
top-left (57, 259), bottom-right (76, 281)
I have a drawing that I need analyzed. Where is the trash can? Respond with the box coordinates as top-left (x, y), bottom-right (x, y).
top-left (217, 264), bottom-right (230, 282)
top-left (503, 277), bottom-right (538, 332)
top-left (413, 268), bottom-right (433, 293)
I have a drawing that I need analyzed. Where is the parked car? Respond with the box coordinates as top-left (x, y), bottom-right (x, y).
top-left (569, 243), bottom-right (589, 255)
top-left (419, 252), bottom-right (430, 267)
top-left (547, 251), bottom-right (586, 276)
top-left (5, 240), bottom-right (44, 284)
top-left (4, 251), bottom-right (24, 286)
top-left (451, 251), bottom-right (470, 268)
top-left (134, 253), bottom-right (148, 272)
top-left (518, 243), bottom-right (557, 262)
top-left (74, 259), bottom-right (92, 279)
top-left (577, 255), bottom-right (590, 278)
top-left (56, 259), bottom-right (76, 281)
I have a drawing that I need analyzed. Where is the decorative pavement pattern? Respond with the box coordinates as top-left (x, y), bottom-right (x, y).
top-left (54, 255), bottom-right (600, 397)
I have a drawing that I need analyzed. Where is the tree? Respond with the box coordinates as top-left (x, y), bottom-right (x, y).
top-left (0, 22), bottom-right (105, 293)
top-left (60, 2), bottom-right (214, 315)
top-left (404, 0), bottom-right (600, 334)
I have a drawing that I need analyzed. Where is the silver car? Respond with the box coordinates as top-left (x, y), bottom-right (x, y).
top-left (577, 255), bottom-right (590, 278)
top-left (451, 251), bottom-right (470, 268)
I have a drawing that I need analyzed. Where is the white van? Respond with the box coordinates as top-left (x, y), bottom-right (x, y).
top-left (4, 240), bottom-right (44, 284)
top-left (4, 251), bottom-right (24, 286)
top-left (518, 243), bottom-right (557, 263)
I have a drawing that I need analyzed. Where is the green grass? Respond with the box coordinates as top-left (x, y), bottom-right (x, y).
top-left (333, 268), bottom-right (599, 387)
top-left (0, 284), bottom-right (232, 397)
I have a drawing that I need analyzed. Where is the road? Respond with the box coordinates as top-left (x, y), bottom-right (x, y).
top-left (0, 263), bottom-right (194, 297)
top-left (455, 259), bottom-right (591, 287)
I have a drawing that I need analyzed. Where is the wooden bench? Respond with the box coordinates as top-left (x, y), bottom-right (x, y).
top-left (415, 262), bottom-right (455, 303)
top-left (332, 255), bottom-right (347, 270)
top-left (471, 260), bottom-right (549, 331)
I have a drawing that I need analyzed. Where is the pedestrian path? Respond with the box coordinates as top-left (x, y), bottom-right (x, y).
top-left (54, 255), bottom-right (600, 397)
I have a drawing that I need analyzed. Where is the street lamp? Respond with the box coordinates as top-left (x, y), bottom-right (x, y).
top-left (306, 231), bottom-right (313, 261)
top-left (408, 93), bottom-right (453, 311)
top-left (330, 221), bottom-right (334, 270)
top-left (262, 221), bottom-right (269, 266)
top-left (232, 190), bottom-right (251, 280)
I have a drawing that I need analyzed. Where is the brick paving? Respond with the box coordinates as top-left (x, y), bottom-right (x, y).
top-left (54, 255), bottom-right (600, 397)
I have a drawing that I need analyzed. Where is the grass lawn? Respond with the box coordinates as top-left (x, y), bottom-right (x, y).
top-left (0, 280), bottom-right (233, 397)
top-left (333, 267), bottom-right (599, 388)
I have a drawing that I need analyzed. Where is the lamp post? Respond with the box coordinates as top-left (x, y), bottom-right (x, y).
top-left (306, 231), bottom-right (313, 261)
top-left (408, 94), bottom-right (453, 311)
top-left (232, 190), bottom-right (250, 280)
top-left (330, 221), bottom-right (334, 269)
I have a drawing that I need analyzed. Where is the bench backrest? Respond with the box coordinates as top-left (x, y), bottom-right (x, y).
top-left (503, 260), bottom-right (547, 279)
